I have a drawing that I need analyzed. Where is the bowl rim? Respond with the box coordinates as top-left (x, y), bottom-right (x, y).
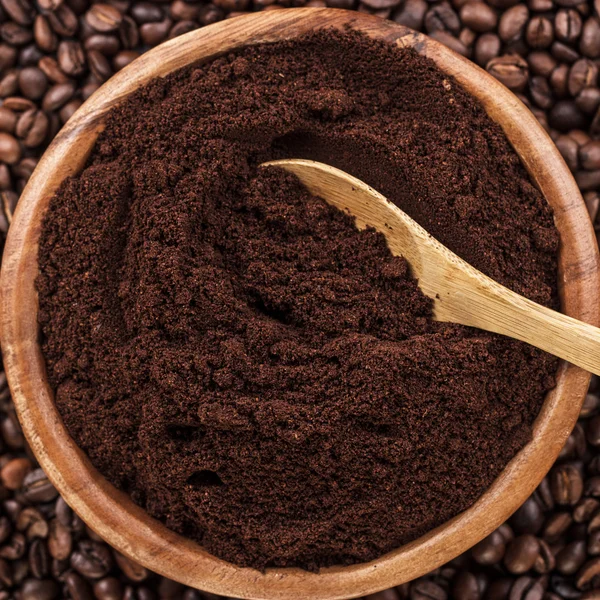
top-left (1, 8), bottom-right (599, 600)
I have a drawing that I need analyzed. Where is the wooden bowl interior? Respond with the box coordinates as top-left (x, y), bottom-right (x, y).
top-left (1, 9), bottom-right (599, 600)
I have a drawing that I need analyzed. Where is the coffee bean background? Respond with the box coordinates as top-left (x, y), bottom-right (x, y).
top-left (0, 0), bottom-right (597, 595)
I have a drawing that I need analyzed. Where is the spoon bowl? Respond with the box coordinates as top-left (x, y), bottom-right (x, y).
top-left (1, 8), bottom-right (599, 599)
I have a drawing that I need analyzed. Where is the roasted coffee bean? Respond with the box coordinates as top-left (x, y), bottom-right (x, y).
top-left (555, 8), bottom-right (582, 42)
top-left (17, 65), bottom-right (46, 99)
top-left (3, 95), bottom-right (34, 110)
top-left (112, 49), bottom-right (138, 70)
top-left (0, 457), bottom-right (31, 490)
top-left (21, 578), bottom-right (59, 600)
top-left (93, 576), bottom-right (122, 600)
top-left (0, 107), bottom-right (16, 134)
top-left (1, 21), bottom-right (32, 45)
top-left (580, 17), bottom-right (600, 58)
top-left (410, 580), bottom-right (447, 600)
top-left (509, 577), bottom-right (544, 600)
top-left (577, 557), bottom-right (600, 589)
top-left (526, 15), bottom-right (554, 48)
top-left (28, 538), bottom-right (49, 578)
top-left (47, 519), bottom-right (71, 560)
top-left (0, 70), bottom-right (18, 97)
top-left (131, 1), bottom-right (163, 23)
top-left (580, 141), bottom-right (600, 170)
top-left (70, 540), bottom-right (113, 579)
top-left (534, 538), bottom-right (555, 573)
top-left (0, 131), bottom-right (20, 163)
top-left (58, 97), bottom-right (80, 122)
top-left (551, 40), bottom-right (580, 63)
top-left (57, 39), bottom-right (85, 76)
top-left (487, 54), bottom-right (529, 91)
top-left (118, 15), bottom-right (138, 48)
top-left (568, 59), bottom-right (598, 97)
top-left (87, 48), bottom-right (111, 81)
top-left (0, 532), bottom-right (26, 559)
top-left (38, 56), bottom-right (70, 83)
top-left (83, 33), bottom-right (120, 55)
top-left (41, 80), bottom-right (75, 110)
top-left (459, 1), bottom-right (497, 31)
top-left (498, 4), bottom-right (528, 41)
top-left (511, 498), bottom-right (545, 534)
top-left (15, 107), bottom-right (47, 146)
top-left (549, 100), bottom-right (588, 131)
top-left (85, 2), bottom-right (122, 31)
top-left (139, 16), bottom-right (171, 44)
top-left (530, 76), bottom-right (553, 109)
top-left (33, 14), bottom-right (56, 52)
top-left (504, 535), bottom-right (540, 574)
top-left (424, 2), bottom-right (460, 33)
top-left (22, 469), bottom-right (57, 503)
top-left (392, 0), bottom-right (427, 29)
top-left (556, 540), bottom-right (587, 574)
top-left (64, 570), bottom-right (93, 600)
top-left (46, 4), bottom-right (78, 37)
top-left (113, 551), bottom-right (148, 582)
top-left (577, 88), bottom-right (600, 116)
top-left (528, 51), bottom-right (557, 77)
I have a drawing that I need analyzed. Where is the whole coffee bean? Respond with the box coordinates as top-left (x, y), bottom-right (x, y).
top-left (471, 32), bottom-right (498, 65)
top-left (47, 519), bottom-right (71, 560)
top-left (118, 15), bottom-right (139, 48)
top-left (0, 44), bottom-right (16, 72)
top-left (556, 539), bottom-right (587, 574)
top-left (1, 21), bottom-right (32, 45)
top-left (3, 95), bottom-right (33, 111)
top-left (85, 3), bottom-right (122, 31)
top-left (577, 557), bottom-right (600, 589)
top-left (42, 81), bottom-right (75, 111)
top-left (47, 4), bottom-right (78, 37)
top-left (0, 458), bottom-right (31, 490)
top-left (18, 66), bottom-right (47, 100)
top-left (0, 412), bottom-right (23, 448)
top-left (0, 532), bottom-right (25, 559)
top-left (588, 527), bottom-right (600, 555)
top-left (0, 132), bottom-right (20, 164)
top-left (59, 97), bottom-right (81, 123)
top-left (37, 0), bottom-right (63, 10)
top-left (429, 30), bottom-right (469, 56)
top-left (93, 577), bottom-right (122, 600)
top-left (487, 54), bottom-right (529, 91)
top-left (452, 571), bottom-right (480, 600)
top-left (70, 540), bottom-right (113, 579)
top-left (131, 1), bottom-right (162, 22)
top-left (33, 15), bottom-right (57, 53)
top-left (15, 108), bottom-right (47, 147)
top-left (585, 475), bottom-right (600, 497)
top-left (534, 538), bottom-right (555, 573)
top-left (577, 87), bottom-right (600, 115)
top-left (392, 0), bottom-right (427, 28)
top-left (552, 40), bottom-right (580, 63)
top-left (198, 3), bottom-right (223, 25)
top-left (112, 49), bottom-right (138, 70)
top-left (580, 17), bottom-right (600, 58)
top-left (139, 16), bottom-right (171, 45)
top-left (511, 498), bottom-right (545, 535)
top-left (168, 19), bottom-right (195, 38)
top-left (528, 51), bottom-right (557, 76)
top-left (498, 4), bottom-right (528, 41)
top-left (22, 469), bottom-right (57, 503)
top-left (64, 570), bottom-right (93, 600)
top-left (17, 506), bottom-right (48, 539)
top-left (38, 56), bottom-right (70, 84)
top-left (0, 107), bottom-right (16, 133)
top-left (57, 40), bottom-right (86, 76)
top-left (28, 538), bottom-right (49, 578)
top-left (509, 577), bottom-right (544, 600)
top-left (568, 58), bottom-right (598, 97)
top-left (113, 551), bottom-right (148, 582)
top-left (169, 0), bottom-right (199, 20)
top-left (526, 15), bottom-right (554, 48)
top-left (530, 76), bottom-right (553, 109)
top-left (87, 49), bottom-right (111, 81)
top-left (580, 140), bottom-right (600, 170)
top-left (504, 534), bottom-right (540, 574)
top-left (411, 580), bottom-right (447, 600)
top-left (424, 2), bottom-right (460, 33)
top-left (21, 578), bottom-right (59, 600)
top-left (83, 33), bottom-right (120, 55)
top-left (555, 8), bottom-right (582, 42)
top-left (1, 0), bottom-right (33, 26)
top-left (459, 1), bottom-right (496, 31)
top-left (549, 99), bottom-right (588, 131)
top-left (550, 63), bottom-right (570, 98)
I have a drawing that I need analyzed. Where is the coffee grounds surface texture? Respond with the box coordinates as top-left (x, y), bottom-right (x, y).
top-left (37, 30), bottom-right (559, 571)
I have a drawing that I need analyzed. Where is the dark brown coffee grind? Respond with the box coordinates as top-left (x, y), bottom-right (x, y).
top-left (37, 30), bottom-right (559, 571)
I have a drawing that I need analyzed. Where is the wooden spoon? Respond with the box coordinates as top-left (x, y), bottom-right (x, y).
top-left (263, 158), bottom-right (600, 375)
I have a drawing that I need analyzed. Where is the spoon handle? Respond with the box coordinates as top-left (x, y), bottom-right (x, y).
top-left (264, 158), bottom-right (600, 375)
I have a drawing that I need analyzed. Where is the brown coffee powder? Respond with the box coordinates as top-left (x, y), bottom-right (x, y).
top-left (37, 30), bottom-right (559, 571)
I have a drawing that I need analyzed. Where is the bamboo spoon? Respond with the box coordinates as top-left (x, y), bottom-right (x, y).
top-left (263, 158), bottom-right (600, 375)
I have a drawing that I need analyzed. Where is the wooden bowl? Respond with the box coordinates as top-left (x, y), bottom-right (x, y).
top-left (1, 8), bottom-right (599, 599)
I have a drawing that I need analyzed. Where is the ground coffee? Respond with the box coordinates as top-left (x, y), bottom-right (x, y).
top-left (37, 29), bottom-right (559, 571)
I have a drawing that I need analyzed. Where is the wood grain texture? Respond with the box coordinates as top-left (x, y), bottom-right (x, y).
top-left (1, 9), bottom-right (599, 599)
top-left (265, 159), bottom-right (600, 375)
